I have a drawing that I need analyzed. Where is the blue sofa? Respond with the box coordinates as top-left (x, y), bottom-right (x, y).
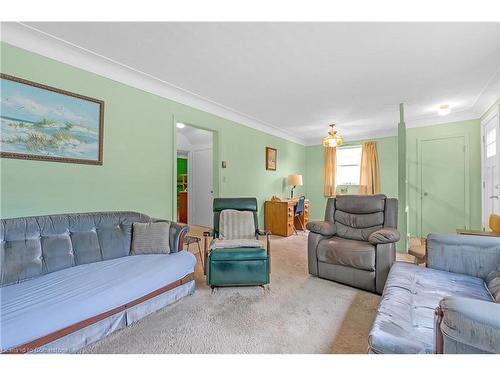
top-left (0, 211), bottom-right (195, 353)
top-left (368, 233), bottom-right (500, 354)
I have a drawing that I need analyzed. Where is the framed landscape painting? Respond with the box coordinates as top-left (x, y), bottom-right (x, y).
top-left (0, 73), bottom-right (104, 165)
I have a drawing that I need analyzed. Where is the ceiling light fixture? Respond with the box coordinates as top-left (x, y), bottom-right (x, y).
top-left (438, 105), bottom-right (451, 116)
top-left (322, 124), bottom-right (344, 148)
top-left (176, 122), bottom-right (186, 129)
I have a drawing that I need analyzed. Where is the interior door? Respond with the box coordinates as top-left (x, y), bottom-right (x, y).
top-left (483, 113), bottom-right (500, 229)
top-left (192, 148), bottom-right (213, 227)
top-left (420, 136), bottom-right (468, 236)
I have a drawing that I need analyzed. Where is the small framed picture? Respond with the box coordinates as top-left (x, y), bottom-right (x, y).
top-left (266, 147), bottom-right (277, 171)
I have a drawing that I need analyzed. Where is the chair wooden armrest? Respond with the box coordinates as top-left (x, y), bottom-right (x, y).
top-left (202, 230), bottom-right (213, 275)
top-left (256, 229), bottom-right (271, 273)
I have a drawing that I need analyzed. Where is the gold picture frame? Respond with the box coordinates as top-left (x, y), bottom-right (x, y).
top-left (0, 73), bottom-right (104, 165)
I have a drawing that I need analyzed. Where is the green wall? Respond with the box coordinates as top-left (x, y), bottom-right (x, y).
top-left (406, 119), bottom-right (482, 237)
top-left (0, 42), bottom-right (306, 222)
top-left (0, 42), bottom-right (489, 249)
top-left (305, 118), bottom-right (482, 253)
top-left (305, 136), bottom-right (398, 221)
top-left (305, 119), bottom-right (481, 251)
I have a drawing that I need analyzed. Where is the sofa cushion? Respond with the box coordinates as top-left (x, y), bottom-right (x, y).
top-left (0, 218), bottom-right (44, 286)
top-left (368, 262), bottom-right (493, 354)
top-left (210, 239), bottom-right (262, 249)
top-left (0, 251), bottom-right (195, 352)
top-left (317, 237), bottom-right (375, 271)
top-left (219, 209), bottom-right (256, 240)
top-left (131, 222), bottom-right (171, 254)
top-left (0, 212), bottom-right (151, 286)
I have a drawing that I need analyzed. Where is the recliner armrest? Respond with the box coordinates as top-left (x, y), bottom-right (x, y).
top-left (306, 221), bottom-right (336, 236)
top-left (436, 297), bottom-right (500, 354)
top-left (368, 228), bottom-right (400, 244)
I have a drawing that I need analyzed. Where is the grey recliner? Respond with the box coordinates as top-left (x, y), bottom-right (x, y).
top-left (306, 194), bottom-right (399, 294)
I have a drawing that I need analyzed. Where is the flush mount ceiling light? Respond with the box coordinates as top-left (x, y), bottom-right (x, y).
top-left (438, 105), bottom-right (451, 116)
top-left (322, 124), bottom-right (344, 148)
top-left (176, 122), bottom-right (186, 129)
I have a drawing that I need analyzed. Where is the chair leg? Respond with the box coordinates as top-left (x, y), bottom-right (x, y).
top-left (259, 285), bottom-right (270, 293)
top-left (196, 241), bottom-right (204, 269)
top-left (293, 216), bottom-right (298, 235)
top-left (297, 216), bottom-right (305, 231)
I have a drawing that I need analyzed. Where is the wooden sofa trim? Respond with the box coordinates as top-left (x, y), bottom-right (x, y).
top-left (434, 306), bottom-right (444, 354)
top-left (4, 272), bottom-right (195, 354)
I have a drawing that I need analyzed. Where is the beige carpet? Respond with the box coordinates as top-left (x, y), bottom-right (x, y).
top-left (81, 230), bottom-right (384, 354)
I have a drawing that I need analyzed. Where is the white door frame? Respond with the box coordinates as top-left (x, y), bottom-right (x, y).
top-left (172, 116), bottom-right (219, 224)
top-left (480, 103), bottom-right (500, 229)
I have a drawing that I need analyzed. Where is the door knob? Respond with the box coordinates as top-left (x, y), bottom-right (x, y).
top-left (423, 192), bottom-right (428, 196)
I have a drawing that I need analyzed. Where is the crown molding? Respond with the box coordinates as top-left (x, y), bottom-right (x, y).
top-left (0, 22), bottom-right (305, 145)
top-left (303, 127), bottom-right (398, 146)
top-left (404, 109), bottom-right (480, 129)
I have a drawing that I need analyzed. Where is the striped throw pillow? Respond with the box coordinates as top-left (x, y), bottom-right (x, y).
top-left (131, 222), bottom-right (171, 254)
top-left (219, 209), bottom-right (256, 240)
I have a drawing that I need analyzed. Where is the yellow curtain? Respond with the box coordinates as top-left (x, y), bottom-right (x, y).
top-left (359, 142), bottom-right (381, 195)
top-left (324, 146), bottom-right (336, 196)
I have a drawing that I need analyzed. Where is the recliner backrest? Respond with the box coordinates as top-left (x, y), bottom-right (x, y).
top-left (325, 194), bottom-right (398, 241)
top-left (212, 198), bottom-right (258, 239)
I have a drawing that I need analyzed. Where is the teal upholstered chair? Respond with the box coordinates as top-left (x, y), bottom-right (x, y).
top-left (203, 198), bottom-right (271, 287)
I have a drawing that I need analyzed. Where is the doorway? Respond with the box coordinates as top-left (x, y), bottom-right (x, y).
top-left (176, 123), bottom-right (214, 227)
top-left (418, 135), bottom-right (470, 237)
top-left (482, 111), bottom-right (500, 229)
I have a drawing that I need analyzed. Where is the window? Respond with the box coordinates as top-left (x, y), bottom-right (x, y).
top-left (336, 146), bottom-right (362, 185)
top-left (486, 128), bottom-right (496, 158)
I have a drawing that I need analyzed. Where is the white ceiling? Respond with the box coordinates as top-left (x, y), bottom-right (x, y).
top-left (11, 22), bottom-right (500, 144)
top-left (177, 124), bottom-right (212, 147)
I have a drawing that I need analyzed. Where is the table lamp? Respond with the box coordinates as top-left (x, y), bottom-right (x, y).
top-left (288, 174), bottom-right (303, 199)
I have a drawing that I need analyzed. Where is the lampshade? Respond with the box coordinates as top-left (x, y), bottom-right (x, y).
top-left (288, 174), bottom-right (303, 187)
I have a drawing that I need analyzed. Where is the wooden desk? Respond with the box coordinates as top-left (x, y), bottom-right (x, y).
top-left (264, 199), bottom-right (309, 237)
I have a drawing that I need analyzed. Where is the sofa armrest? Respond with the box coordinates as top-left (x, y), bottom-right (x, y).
top-left (306, 221), bottom-right (336, 236)
top-left (427, 234), bottom-right (500, 279)
top-left (435, 297), bottom-right (500, 354)
top-left (368, 228), bottom-right (400, 245)
top-left (152, 219), bottom-right (189, 253)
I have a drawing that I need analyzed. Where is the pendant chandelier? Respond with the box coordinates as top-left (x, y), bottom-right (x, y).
top-left (322, 124), bottom-right (344, 148)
